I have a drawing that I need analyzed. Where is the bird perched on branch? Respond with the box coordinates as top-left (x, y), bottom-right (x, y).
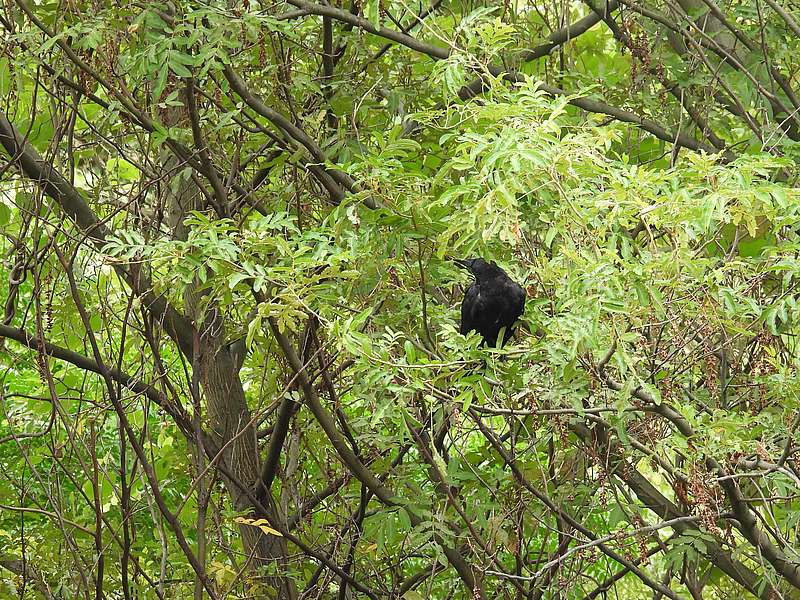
top-left (455, 258), bottom-right (526, 347)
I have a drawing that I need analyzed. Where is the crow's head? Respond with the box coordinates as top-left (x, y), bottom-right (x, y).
top-left (453, 257), bottom-right (480, 271)
top-left (453, 257), bottom-right (504, 280)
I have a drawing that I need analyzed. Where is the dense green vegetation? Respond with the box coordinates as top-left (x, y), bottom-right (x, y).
top-left (2, 0), bottom-right (800, 598)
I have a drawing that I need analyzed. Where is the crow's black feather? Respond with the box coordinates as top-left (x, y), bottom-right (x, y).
top-left (456, 258), bottom-right (525, 347)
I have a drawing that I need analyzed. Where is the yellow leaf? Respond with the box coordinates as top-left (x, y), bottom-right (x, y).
top-left (233, 516), bottom-right (284, 537)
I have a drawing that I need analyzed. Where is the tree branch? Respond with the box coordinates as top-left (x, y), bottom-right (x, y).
top-left (0, 323), bottom-right (194, 438)
top-left (265, 313), bottom-right (481, 594)
top-left (601, 371), bottom-right (800, 593)
top-left (468, 409), bottom-right (684, 600)
top-left (223, 65), bottom-right (374, 207)
top-left (764, 0), bottom-right (800, 38)
top-left (0, 111), bottom-right (195, 357)
top-left (285, 0), bottom-right (450, 59)
top-left (459, 0), bottom-right (621, 98)
top-left (284, 0), bottom-right (724, 156)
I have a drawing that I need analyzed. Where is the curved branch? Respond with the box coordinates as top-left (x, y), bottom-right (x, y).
top-left (459, 0), bottom-right (621, 98)
top-left (266, 315), bottom-right (480, 594)
top-left (536, 81), bottom-right (724, 156)
top-left (223, 66), bottom-right (376, 207)
top-left (372, 0), bottom-right (445, 61)
top-left (603, 372), bottom-right (800, 592)
top-left (285, 0), bottom-right (724, 156)
top-left (468, 409), bottom-right (684, 600)
top-left (0, 111), bottom-right (195, 357)
top-left (0, 324), bottom-right (193, 435)
top-left (286, 0), bottom-right (450, 59)
top-left (583, 0), bottom-right (732, 156)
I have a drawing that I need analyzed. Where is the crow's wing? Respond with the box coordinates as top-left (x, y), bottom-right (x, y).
top-left (509, 281), bottom-right (526, 319)
top-left (497, 281), bottom-right (526, 345)
top-left (461, 275), bottom-right (526, 346)
top-left (460, 282), bottom-right (482, 335)
top-left (467, 285), bottom-right (508, 346)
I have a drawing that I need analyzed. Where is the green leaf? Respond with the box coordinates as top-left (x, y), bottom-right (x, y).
top-left (246, 313), bottom-right (263, 349)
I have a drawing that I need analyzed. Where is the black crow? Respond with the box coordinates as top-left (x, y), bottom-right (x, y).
top-left (455, 258), bottom-right (526, 347)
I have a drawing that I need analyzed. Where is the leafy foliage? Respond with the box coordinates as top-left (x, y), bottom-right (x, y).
top-left (2, 0), bottom-right (800, 598)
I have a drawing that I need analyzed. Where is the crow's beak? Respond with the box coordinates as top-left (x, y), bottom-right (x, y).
top-left (452, 258), bottom-right (472, 270)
